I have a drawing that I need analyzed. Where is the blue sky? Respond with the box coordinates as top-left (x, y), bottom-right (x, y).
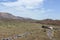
top-left (0, 0), bottom-right (60, 20)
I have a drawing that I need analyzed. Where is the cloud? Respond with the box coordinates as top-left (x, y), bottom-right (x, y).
top-left (0, 0), bottom-right (46, 15)
top-left (1, 0), bottom-right (44, 9)
top-left (0, 0), bottom-right (54, 20)
top-left (0, 0), bottom-right (53, 14)
top-left (0, 0), bottom-right (17, 2)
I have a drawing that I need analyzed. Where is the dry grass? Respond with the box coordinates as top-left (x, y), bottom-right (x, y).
top-left (0, 20), bottom-right (60, 40)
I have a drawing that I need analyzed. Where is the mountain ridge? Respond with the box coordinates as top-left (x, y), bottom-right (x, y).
top-left (0, 12), bottom-right (35, 22)
top-left (0, 12), bottom-right (60, 26)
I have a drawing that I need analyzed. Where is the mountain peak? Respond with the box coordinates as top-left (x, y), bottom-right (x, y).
top-left (0, 12), bottom-right (11, 16)
top-left (0, 12), bottom-right (17, 19)
top-left (0, 12), bottom-right (34, 21)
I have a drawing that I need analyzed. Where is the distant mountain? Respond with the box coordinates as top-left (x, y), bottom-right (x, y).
top-left (0, 12), bottom-right (17, 19)
top-left (0, 12), bottom-right (60, 26)
top-left (0, 12), bottom-right (35, 22)
top-left (35, 19), bottom-right (60, 26)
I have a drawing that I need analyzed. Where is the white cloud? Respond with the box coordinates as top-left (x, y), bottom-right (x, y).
top-left (1, 0), bottom-right (44, 9)
top-left (0, 0), bottom-right (53, 14)
top-left (0, 0), bottom-right (55, 20)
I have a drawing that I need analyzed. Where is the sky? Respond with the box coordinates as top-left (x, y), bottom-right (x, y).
top-left (0, 0), bottom-right (60, 20)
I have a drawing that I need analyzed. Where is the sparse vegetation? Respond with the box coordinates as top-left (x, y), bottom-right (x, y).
top-left (0, 13), bottom-right (60, 40)
top-left (0, 19), bottom-right (60, 40)
top-left (35, 19), bottom-right (60, 26)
